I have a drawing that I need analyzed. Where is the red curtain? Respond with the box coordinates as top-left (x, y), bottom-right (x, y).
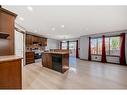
top-left (120, 33), bottom-right (126, 65)
top-left (101, 35), bottom-right (107, 63)
top-left (60, 42), bottom-right (62, 49)
top-left (88, 37), bottom-right (91, 61)
top-left (76, 40), bottom-right (79, 58)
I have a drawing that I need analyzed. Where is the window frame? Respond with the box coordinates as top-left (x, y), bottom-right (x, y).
top-left (91, 35), bottom-right (120, 57)
top-left (91, 37), bottom-right (102, 55)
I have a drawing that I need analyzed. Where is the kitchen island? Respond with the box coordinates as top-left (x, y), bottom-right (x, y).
top-left (42, 51), bottom-right (69, 73)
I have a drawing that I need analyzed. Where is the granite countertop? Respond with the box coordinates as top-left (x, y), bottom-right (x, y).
top-left (0, 55), bottom-right (22, 62)
top-left (42, 52), bottom-right (69, 55)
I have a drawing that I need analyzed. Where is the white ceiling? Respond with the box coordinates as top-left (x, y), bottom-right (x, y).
top-left (3, 6), bottom-right (127, 40)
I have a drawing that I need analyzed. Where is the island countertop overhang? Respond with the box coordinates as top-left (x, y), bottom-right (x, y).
top-left (42, 52), bottom-right (69, 55)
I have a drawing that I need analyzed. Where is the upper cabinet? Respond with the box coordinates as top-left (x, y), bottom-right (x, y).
top-left (26, 34), bottom-right (32, 46)
top-left (26, 34), bottom-right (47, 47)
top-left (42, 38), bottom-right (47, 46)
top-left (0, 8), bottom-right (17, 56)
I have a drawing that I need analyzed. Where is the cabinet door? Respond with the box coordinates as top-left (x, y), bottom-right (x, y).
top-left (38, 37), bottom-right (42, 46)
top-left (42, 53), bottom-right (47, 67)
top-left (44, 38), bottom-right (47, 46)
top-left (31, 35), bottom-right (35, 42)
top-left (47, 54), bottom-right (52, 69)
top-left (32, 35), bottom-right (38, 42)
top-left (26, 34), bottom-right (32, 46)
top-left (26, 35), bottom-right (29, 46)
top-left (0, 59), bottom-right (22, 89)
top-left (0, 10), bottom-right (15, 55)
top-left (41, 38), bottom-right (47, 46)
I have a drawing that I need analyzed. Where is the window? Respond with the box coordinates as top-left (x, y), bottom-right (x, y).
top-left (110, 36), bottom-right (120, 56)
top-left (98, 38), bottom-right (102, 55)
top-left (91, 36), bottom-right (120, 56)
top-left (69, 42), bottom-right (76, 56)
top-left (62, 42), bottom-right (67, 49)
top-left (91, 39), bottom-right (97, 54)
top-left (69, 42), bottom-right (76, 49)
top-left (91, 38), bottom-right (102, 55)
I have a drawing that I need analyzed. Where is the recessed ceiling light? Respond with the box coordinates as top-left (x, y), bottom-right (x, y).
top-left (19, 17), bottom-right (24, 21)
top-left (61, 25), bottom-right (65, 28)
top-left (27, 6), bottom-right (33, 11)
top-left (52, 27), bottom-right (55, 31)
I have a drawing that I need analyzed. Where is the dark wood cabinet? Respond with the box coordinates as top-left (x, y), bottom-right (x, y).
top-left (26, 34), bottom-right (32, 46)
top-left (26, 34), bottom-right (47, 46)
top-left (26, 52), bottom-right (35, 64)
top-left (43, 38), bottom-right (47, 46)
top-left (0, 8), bottom-right (17, 56)
top-left (32, 35), bottom-right (38, 43)
top-left (42, 52), bottom-right (69, 73)
top-left (42, 53), bottom-right (52, 69)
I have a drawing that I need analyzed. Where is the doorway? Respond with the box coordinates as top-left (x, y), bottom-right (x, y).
top-left (61, 41), bottom-right (77, 57)
top-left (61, 41), bottom-right (77, 65)
top-left (69, 41), bottom-right (76, 57)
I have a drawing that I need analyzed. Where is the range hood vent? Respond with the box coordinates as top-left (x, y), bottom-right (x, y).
top-left (0, 32), bottom-right (10, 39)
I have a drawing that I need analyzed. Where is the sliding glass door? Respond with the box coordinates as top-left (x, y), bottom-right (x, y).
top-left (69, 42), bottom-right (76, 57)
top-left (62, 41), bottom-right (76, 57)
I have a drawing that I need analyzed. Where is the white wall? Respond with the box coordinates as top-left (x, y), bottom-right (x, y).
top-left (46, 38), bottom-right (60, 49)
top-left (79, 36), bottom-right (89, 60)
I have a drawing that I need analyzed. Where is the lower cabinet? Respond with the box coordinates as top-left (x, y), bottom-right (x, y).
top-left (52, 54), bottom-right (62, 72)
top-left (42, 53), bottom-right (52, 69)
top-left (42, 53), bottom-right (69, 73)
top-left (0, 59), bottom-right (22, 89)
top-left (26, 52), bottom-right (35, 64)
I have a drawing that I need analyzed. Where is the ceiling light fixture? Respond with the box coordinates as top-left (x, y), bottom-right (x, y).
top-left (19, 17), bottom-right (24, 21)
top-left (27, 6), bottom-right (33, 11)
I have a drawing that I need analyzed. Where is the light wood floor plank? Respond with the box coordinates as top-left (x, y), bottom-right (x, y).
top-left (23, 58), bottom-right (127, 89)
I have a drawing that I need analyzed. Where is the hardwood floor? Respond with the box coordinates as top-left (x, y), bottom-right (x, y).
top-left (23, 57), bottom-right (127, 89)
